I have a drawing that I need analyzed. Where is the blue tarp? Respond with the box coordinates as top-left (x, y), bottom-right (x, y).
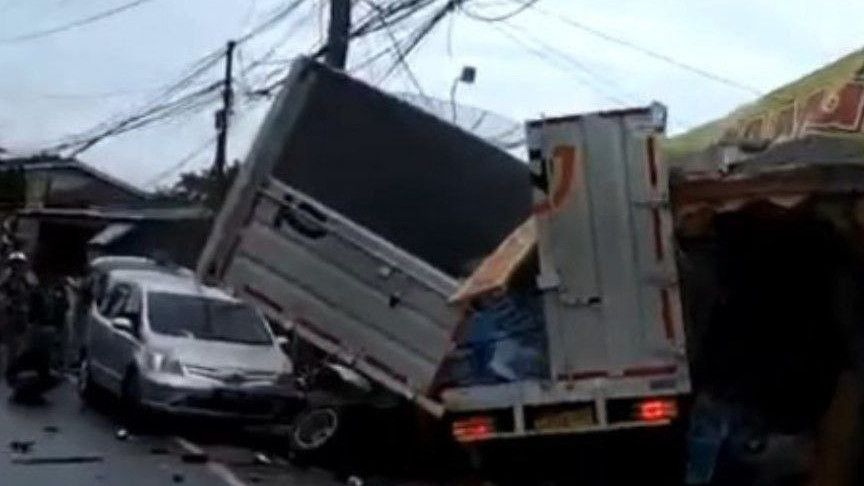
top-left (441, 293), bottom-right (548, 386)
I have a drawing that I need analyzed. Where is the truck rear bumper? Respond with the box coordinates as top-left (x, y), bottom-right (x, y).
top-left (445, 377), bottom-right (689, 442)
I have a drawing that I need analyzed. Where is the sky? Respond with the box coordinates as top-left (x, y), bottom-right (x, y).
top-left (0, 0), bottom-right (863, 190)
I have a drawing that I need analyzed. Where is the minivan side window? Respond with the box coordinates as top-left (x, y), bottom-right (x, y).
top-left (92, 273), bottom-right (110, 308)
top-left (100, 284), bottom-right (130, 317)
top-left (121, 287), bottom-right (143, 335)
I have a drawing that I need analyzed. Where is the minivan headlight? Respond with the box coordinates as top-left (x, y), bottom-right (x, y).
top-left (145, 351), bottom-right (184, 376)
top-left (275, 359), bottom-right (294, 386)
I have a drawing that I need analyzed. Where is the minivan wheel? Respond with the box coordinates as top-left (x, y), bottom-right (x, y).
top-left (289, 407), bottom-right (342, 456)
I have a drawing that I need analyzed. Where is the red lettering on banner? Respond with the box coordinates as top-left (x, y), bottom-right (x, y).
top-left (796, 89), bottom-right (826, 135)
top-left (728, 83), bottom-right (864, 146)
top-left (808, 82), bottom-right (864, 132)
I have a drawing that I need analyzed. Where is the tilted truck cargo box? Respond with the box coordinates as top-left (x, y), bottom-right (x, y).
top-left (202, 57), bottom-right (531, 278)
top-left (198, 58), bottom-right (531, 414)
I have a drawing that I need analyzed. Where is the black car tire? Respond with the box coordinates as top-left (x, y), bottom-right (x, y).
top-left (288, 406), bottom-right (344, 461)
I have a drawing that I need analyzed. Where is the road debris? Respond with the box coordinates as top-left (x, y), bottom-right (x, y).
top-left (346, 475), bottom-right (364, 486)
top-left (12, 455), bottom-right (103, 465)
top-left (115, 428), bottom-right (130, 441)
top-left (253, 452), bottom-right (272, 465)
top-left (171, 472), bottom-right (185, 483)
top-left (180, 452), bottom-right (209, 464)
top-left (9, 440), bottom-right (34, 454)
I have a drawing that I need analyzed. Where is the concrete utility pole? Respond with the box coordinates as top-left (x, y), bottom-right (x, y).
top-left (325, 0), bottom-right (350, 68)
top-left (213, 40), bottom-right (236, 197)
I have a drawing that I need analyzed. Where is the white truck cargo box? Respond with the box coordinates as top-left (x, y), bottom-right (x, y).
top-left (443, 104), bottom-right (690, 440)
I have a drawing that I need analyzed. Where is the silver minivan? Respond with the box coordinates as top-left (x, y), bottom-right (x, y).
top-left (78, 267), bottom-right (296, 420)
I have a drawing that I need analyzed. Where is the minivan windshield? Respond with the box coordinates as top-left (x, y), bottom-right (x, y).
top-left (147, 292), bottom-right (272, 345)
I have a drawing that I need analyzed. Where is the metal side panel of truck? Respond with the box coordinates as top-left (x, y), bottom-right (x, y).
top-left (209, 179), bottom-right (459, 416)
top-left (444, 104), bottom-right (691, 441)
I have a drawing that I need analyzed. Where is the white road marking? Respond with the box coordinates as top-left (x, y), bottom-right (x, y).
top-left (208, 462), bottom-right (249, 486)
top-left (173, 436), bottom-right (205, 455)
top-left (173, 436), bottom-right (248, 486)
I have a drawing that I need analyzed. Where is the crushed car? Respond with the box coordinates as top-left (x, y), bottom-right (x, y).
top-left (77, 263), bottom-right (300, 421)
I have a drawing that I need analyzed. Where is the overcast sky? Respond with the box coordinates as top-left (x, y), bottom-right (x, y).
top-left (1, 0), bottom-right (862, 189)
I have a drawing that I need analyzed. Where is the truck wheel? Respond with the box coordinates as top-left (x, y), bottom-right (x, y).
top-left (288, 406), bottom-right (343, 460)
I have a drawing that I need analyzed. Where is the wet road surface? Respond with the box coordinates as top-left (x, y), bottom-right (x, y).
top-left (0, 376), bottom-right (339, 486)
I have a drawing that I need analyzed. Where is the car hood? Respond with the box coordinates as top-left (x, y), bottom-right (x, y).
top-left (149, 335), bottom-right (289, 373)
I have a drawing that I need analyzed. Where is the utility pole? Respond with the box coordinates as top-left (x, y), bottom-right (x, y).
top-left (325, 0), bottom-right (350, 68)
top-left (212, 40), bottom-right (236, 201)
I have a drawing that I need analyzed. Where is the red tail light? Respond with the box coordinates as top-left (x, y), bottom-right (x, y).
top-left (452, 416), bottom-right (494, 442)
top-left (637, 399), bottom-right (678, 422)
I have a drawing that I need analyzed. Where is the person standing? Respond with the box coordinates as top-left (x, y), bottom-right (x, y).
top-left (0, 251), bottom-right (39, 385)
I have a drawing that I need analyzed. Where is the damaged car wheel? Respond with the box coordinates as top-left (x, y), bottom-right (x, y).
top-left (288, 406), bottom-right (342, 460)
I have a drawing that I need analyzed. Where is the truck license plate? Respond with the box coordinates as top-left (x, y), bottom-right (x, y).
top-left (534, 407), bottom-right (594, 431)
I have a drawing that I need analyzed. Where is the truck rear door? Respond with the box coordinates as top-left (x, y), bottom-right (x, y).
top-left (527, 103), bottom-right (690, 397)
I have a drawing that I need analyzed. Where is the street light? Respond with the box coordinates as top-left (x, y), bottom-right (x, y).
top-left (450, 66), bottom-right (477, 124)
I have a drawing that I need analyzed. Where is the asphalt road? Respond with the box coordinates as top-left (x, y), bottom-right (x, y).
top-left (0, 376), bottom-right (340, 486)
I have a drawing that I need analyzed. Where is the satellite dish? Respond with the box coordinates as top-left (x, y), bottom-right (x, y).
top-left (394, 92), bottom-right (525, 157)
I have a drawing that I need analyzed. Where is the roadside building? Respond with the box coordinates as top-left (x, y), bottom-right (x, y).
top-left (0, 155), bottom-right (211, 280)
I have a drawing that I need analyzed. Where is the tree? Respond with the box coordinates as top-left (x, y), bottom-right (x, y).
top-left (0, 164), bottom-right (27, 211)
top-left (155, 162), bottom-right (239, 209)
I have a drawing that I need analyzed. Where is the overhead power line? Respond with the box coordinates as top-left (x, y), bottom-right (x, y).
top-left (360, 0), bottom-right (429, 99)
top-left (254, 0), bottom-right (445, 95)
top-left (49, 81), bottom-right (222, 156)
top-left (144, 135), bottom-right (217, 188)
top-left (523, 2), bottom-right (764, 97)
top-left (36, 0), bottom-right (446, 161)
top-left (44, 0), bottom-right (309, 157)
top-left (489, 21), bottom-right (632, 107)
top-left (458, 0), bottom-right (539, 22)
top-left (0, 0), bottom-right (158, 44)
top-left (492, 20), bottom-right (696, 130)
top-left (377, 0), bottom-right (458, 84)
top-left (310, 0), bottom-right (438, 60)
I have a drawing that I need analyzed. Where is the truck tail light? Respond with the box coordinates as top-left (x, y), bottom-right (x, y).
top-left (452, 416), bottom-right (494, 442)
top-left (637, 399), bottom-right (678, 422)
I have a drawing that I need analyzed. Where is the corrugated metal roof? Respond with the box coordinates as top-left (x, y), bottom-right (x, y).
top-left (0, 156), bottom-right (150, 200)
